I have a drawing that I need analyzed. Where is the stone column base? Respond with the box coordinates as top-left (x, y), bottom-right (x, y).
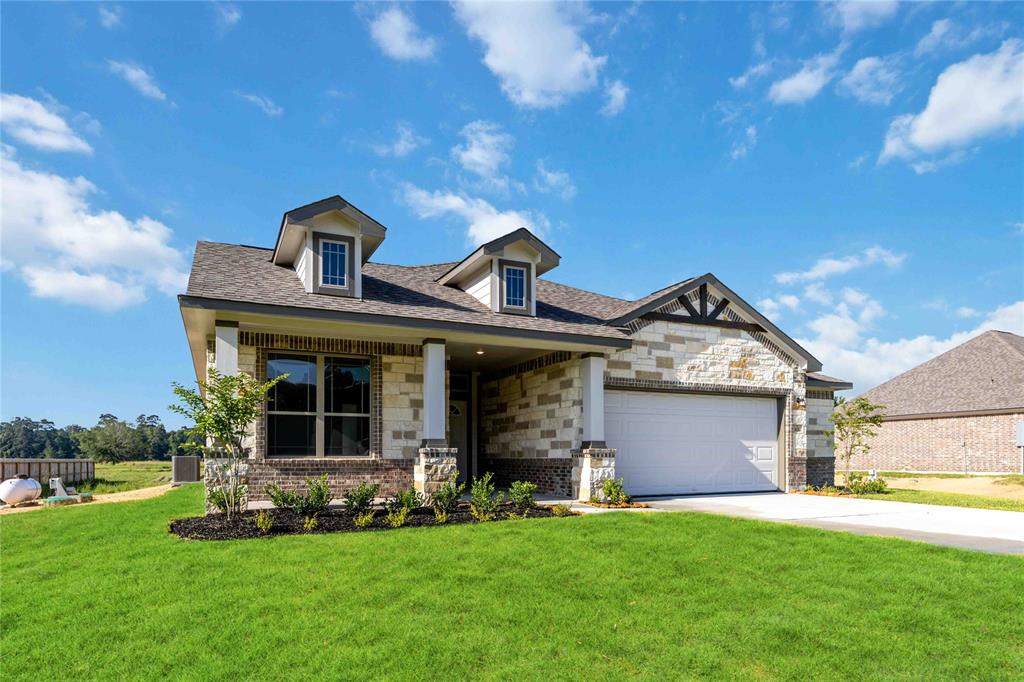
top-left (571, 447), bottom-right (616, 502)
top-left (414, 447), bottom-right (458, 500)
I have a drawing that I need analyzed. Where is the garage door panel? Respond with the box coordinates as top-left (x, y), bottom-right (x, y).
top-left (606, 391), bottom-right (779, 496)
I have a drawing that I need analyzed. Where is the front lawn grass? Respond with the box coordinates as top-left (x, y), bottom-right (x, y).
top-left (995, 474), bottom-right (1024, 487)
top-left (856, 488), bottom-right (1024, 513)
top-left (77, 460), bottom-right (173, 494)
top-left (2, 486), bottom-right (1022, 681)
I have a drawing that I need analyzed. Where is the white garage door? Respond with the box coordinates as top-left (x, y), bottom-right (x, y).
top-left (605, 391), bottom-right (779, 496)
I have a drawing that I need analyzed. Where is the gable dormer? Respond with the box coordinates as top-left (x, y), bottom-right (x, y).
top-left (436, 228), bottom-right (559, 317)
top-left (271, 196), bottom-right (387, 298)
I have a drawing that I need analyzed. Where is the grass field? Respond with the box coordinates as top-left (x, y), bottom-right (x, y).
top-left (75, 460), bottom-right (173, 494)
top-left (855, 488), bottom-right (1024, 513)
top-left (2, 486), bottom-right (1022, 680)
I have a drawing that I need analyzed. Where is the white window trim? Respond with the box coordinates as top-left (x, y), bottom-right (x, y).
top-left (503, 264), bottom-right (527, 309)
top-left (320, 238), bottom-right (348, 289)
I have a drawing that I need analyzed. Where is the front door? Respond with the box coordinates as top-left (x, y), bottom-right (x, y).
top-left (449, 400), bottom-right (469, 484)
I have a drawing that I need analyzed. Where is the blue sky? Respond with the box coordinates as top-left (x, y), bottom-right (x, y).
top-left (1, 1), bottom-right (1022, 429)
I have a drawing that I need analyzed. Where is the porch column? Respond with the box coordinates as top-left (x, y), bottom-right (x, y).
top-left (416, 338), bottom-right (457, 500)
top-left (581, 353), bottom-right (606, 447)
top-left (214, 321), bottom-right (238, 377)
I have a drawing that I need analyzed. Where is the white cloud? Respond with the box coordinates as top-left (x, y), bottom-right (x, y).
top-left (803, 282), bottom-right (833, 305)
top-left (775, 246), bottom-right (905, 284)
top-left (880, 40), bottom-right (1024, 168)
top-left (373, 122), bottom-right (429, 158)
top-left (729, 62), bottom-right (772, 89)
top-left (369, 6), bottom-right (437, 61)
top-left (215, 3), bottom-right (242, 31)
top-left (107, 60), bottom-right (170, 102)
top-left (800, 300), bottom-right (1024, 393)
top-left (0, 156), bottom-right (188, 310)
top-left (451, 120), bottom-right (515, 192)
top-left (98, 4), bottom-right (123, 29)
top-left (758, 294), bottom-right (800, 319)
top-left (730, 125), bottom-right (758, 160)
top-left (838, 56), bottom-right (900, 106)
top-left (234, 92), bottom-right (283, 117)
top-left (600, 79), bottom-right (629, 117)
top-left (768, 49), bottom-right (842, 104)
top-left (955, 306), bottom-right (981, 319)
top-left (0, 93), bottom-right (92, 154)
top-left (828, 0), bottom-right (899, 34)
top-left (453, 1), bottom-right (607, 108)
top-left (533, 160), bottom-right (577, 200)
top-left (400, 183), bottom-right (548, 245)
top-left (914, 18), bottom-right (1007, 57)
top-left (848, 152), bottom-right (870, 170)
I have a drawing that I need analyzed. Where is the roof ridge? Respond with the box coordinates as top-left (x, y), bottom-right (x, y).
top-left (990, 329), bottom-right (1024, 358)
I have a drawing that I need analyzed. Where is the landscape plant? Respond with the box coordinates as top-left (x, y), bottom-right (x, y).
top-left (826, 396), bottom-right (886, 489)
top-left (253, 510), bottom-right (273, 535)
top-left (265, 474), bottom-right (332, 524)
top-left (601, 478), bottom-right (629, 505)
top-left (469, 471), bottom-right (503, 522)
top-left (847, 472), bottom-right (889, 495)
top-left (384, 506), bottom-right (410, 528)
top-left (170, 368), bottom-right (285, 520)
top-left (353, 510), bottom-right (376, 528)
top-left (550, 503), bottom-right (573, 517)
top-left (509, 480), bottom-right (537, 513)
top-left (344, 482), bottom-right (379, 515)
top-left (432, 473), bottom-right (465, 514)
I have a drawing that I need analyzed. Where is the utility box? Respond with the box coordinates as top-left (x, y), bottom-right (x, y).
top-left (171, 456), bottom-right (201, 485)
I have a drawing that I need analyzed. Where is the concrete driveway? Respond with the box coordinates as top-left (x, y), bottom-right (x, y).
top-left (641, 493), bottom-right (1024, 555)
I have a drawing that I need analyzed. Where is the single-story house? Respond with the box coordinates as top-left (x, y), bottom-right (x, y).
top-left (179, 195), bottom-right (850, 501)
top-left (849, 330), bottom-right (1024, 474)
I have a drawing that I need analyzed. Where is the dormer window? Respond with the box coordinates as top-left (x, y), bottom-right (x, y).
top-left (503, 264), bottom-right (526, 308)
top-left (313, 232), bottom-right (355, 297)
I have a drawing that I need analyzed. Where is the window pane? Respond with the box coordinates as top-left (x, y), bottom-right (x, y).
top-left (325, 416), bottom-right (369, 456)
top-left (267, 414), bottom-right (315, 457)
top-left (325, 357), bottom-right (370, 414)
top-left (505, 266), bottom-right (525, 307)
top-left (322, 241), bottom-right (347, 287)
top-left (267, 354), bottom-right (316, 412)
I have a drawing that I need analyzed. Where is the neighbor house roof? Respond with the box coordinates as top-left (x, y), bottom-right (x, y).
top-left (860, 330), bottom-right (1024, 418)
top-left (184, 242), bottom-right (631, 345)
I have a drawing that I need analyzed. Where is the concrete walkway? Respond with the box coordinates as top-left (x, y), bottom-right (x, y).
top-left (642, 492), bottom-right (1024, 555)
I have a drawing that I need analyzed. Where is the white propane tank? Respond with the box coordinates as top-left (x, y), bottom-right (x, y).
top-left (0, 476), bottom-right (43, 505)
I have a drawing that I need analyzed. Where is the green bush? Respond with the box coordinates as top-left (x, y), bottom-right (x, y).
top-left (253, 510), bottom-right (273, 534)
top-left (385, 506), bottom-right (410, 528)
top-left (469, 472), bottom-right (503, 522)
top-left (509, 480), bottom-right (537, 511)
top-left (550, 503), bottom-right (573, 517)
top-left (389, 487), bottom-right (422, 512)
top-left (353, 510), bottom-right (375, 528)
top-left (344, 482), bottom-right (379, 515)
top-left (302, 516), bottom-right (318, 532)
top-left (848, 472), bottom-right (888, 494)
top-left (265, 474), bottom-right (332, 519)
top-left (602, 478), bottom-right (629, 505)
top-left (207, 487), bottom-right (229, 514)
top-left (432, 473), bottom-right (465, 513)
top-left (433, 507), bottom-right (449, 524)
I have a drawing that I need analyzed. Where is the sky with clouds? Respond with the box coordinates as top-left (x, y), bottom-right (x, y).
top-left (1, 1), bottom-right (1022, 428)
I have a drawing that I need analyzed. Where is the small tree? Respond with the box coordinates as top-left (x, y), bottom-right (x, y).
top-left (826, 396), bottom-right (886, 489)
top-left (169, 368), bottom-right (284, 519)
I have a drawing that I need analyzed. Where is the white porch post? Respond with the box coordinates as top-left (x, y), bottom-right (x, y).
top-left (416, 338), bottom-right (457, 499)
top-left (581, 353), bottom-right (606, 447)
top-left (214, 321), bottom-right (238, 377)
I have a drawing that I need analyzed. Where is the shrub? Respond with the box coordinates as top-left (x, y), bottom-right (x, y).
top-left (253, 510), bottom-right (273, 534)
top-left (602, 478), bottom-right (629, 505)
top-left (390, 487), bottom-right (422, 512)
top-left (848, 472), bottom-right (888, 495)
top-left (302, 516), bottom-right (318, 532)
top-left (265, 474), bottom-right (332, 520)
top-left (433, 507), bottom-right (449, 524)
top-left (432, 474), bottom-right (465, 513)
top-left (207, 487), bottom-right (229, 514)
top-left (385, 505), bottom-right (410, 528)
top-left (353, 510), bottom-right (376, 528)
top-left (469, 472), bottom-right (503, 522)
top-left (509, 480), bottom-right (538, 512)
top-left (344, 482), bottom-right (379, 515)
top-left (550, 503), bottom-right (573, 517)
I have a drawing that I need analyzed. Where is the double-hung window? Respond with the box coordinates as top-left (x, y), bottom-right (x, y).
top-left (320, 239), bottom-right (347, 288)
top-left (266, 353), bottom-right (370, 457)
top-left (503, 265), bottom-right (526, 309)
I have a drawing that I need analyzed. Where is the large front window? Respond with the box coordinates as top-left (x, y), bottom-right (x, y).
top-left (267, 353), bottom-right (370, 457)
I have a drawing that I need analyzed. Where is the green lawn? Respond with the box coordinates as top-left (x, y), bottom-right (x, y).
top-left (75, 460), bottom-right (173, 494)
top-left (855, 488), bottom-right (1024, 513)
top-left (2, 486), bottom-right (1022, 681)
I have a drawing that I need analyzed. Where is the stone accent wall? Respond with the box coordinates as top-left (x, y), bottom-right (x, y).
top-left (381, 356), bottom-right (425, 459)
top-left (413, 449), bottom-right (457, 499)
top-left (846, 412), bottom-right (1024, 473)
top-left (571, 448), bottom-right (616, 501)
top-left (482, 457), bottom-right (573, 496)
top-left (806, 395), bottom-right (835, 459)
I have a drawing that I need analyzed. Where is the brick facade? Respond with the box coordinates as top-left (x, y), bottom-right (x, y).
top-left (246, 458), bottom-right (414, 502)
top-left (481, 456), bottom-right (573, 495)
top-left (847, 412), bottom-right (1024, 473)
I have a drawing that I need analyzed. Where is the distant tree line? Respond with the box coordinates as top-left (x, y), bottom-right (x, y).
top-left (0, 415), bottom-right (202, 464)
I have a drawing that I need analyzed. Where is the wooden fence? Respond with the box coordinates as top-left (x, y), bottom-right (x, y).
top-left (0, 459), bottom-right (95, 484)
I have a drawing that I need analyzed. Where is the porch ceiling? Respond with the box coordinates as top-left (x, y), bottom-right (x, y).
top-left (446, 341), bottom-right (552, 373)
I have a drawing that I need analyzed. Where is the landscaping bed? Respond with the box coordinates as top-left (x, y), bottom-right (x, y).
top-left (170, 503), bottom-right (569, 540)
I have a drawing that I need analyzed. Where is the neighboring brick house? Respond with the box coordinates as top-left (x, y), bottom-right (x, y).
top-left (180, 195), bottom-right (850, 502)
top-left (847, 331), bottom-right (1024, 474)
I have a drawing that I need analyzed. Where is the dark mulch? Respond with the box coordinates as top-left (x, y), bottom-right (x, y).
top-left (169, 503), bottom-right (571, 541)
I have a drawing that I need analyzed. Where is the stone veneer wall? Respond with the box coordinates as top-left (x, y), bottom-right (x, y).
top-left (479, 353), bottom-right (582, 495)
top-left (606, 318), bottom-right (810, 489)
top-left (847, 412), bottom-right (1024, 474)
top-left (806, 393), bottom-right (836, 458)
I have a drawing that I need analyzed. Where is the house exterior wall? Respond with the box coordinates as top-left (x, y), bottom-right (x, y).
top-left (479, 352), bottom-right (581, 495)
top-left (847, 412), bottom-right (1024, 474)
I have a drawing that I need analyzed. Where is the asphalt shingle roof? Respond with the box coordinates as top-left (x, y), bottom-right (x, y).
top-left (185, 242), bottom-right (631, 341)
top-left (860, 330), bottom-right (1024, 417)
